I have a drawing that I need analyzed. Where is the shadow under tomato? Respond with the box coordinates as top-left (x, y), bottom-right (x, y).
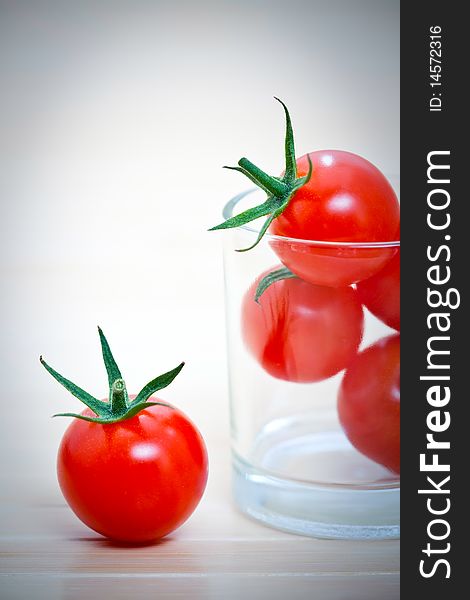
top-left (71, 535), bottom-right (175, 548)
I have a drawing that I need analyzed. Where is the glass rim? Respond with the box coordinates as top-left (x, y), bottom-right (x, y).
top-left (223, 189), bottom-right (400, 249)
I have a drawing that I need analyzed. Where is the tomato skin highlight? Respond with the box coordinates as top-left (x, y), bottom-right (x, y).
top-left (57, 401), bottom-right (208, 542)
top-left (269, 150), bottom-right (400, 287)
top-left (357, 250), bottom-right (400, 331)
top-left (241, 268), bottom-right (364, 383)
top-left (338, 334), bottom-right (400, 474)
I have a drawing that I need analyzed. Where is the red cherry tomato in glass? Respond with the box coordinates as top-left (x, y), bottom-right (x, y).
top-left (269, 151), bottom-right (400, 287)
top-left (58, 402), bottom-right (208, 542)
top-left (241, 268), bottom-right (364, 383)
top-left (357, 250), bottom-right (400, 331)
top-left (338, 334), bottom-right (400, 474)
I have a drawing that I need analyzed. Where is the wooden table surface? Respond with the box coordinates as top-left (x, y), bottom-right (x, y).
top-left (0, 441), bottom-right (399, 600)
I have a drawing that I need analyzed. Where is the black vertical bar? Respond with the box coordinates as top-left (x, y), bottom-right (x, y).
top-left (401, 2), bottom-right (464, 596)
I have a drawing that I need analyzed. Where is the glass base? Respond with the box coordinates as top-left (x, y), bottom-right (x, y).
top-left (232, 429), bottom-right (400, 540)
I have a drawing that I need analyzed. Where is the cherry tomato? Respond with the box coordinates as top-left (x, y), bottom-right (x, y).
top-left (338, 334), bottom-right (400, 474)
top-left (242, 268), bottom-right (364, 383)
top-left (58, 402), bottom-right (208, 542)
top-left (269, 150), bottom-right (400, 287)
top-left (357, 249), bottom-right (400, 331)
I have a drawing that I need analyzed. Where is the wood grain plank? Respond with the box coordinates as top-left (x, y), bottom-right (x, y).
top-left (0, 502), bottom-right (399, 578)
top-left (0, 537), bottom-right (399, 576)
top-left (0, 573), bottom-right (400, 600)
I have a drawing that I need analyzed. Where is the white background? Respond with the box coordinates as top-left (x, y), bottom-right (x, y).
top-left (0, 0), bottom-right (399, 499)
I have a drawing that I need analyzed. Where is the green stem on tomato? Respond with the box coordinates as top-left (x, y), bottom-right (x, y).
top-left (254, 267), bottom-right (298, 303)
top-left (40, 328), bottom-right (184, 424)
top-left (237, 158), bottom-right (288, 197)
top-left (98, 326), bottom-right (122, 390)
top-left (209, 98), bottom-right (313, 251)
top-left (110, 379), bottom-right (128, 414)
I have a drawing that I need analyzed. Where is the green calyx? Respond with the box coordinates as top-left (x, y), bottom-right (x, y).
top-left (209, 98), bottom-right (313, 251)
top-left (255, 266), bottom-right (298, 303)
top-left (40, 327), bottom-right (184, 424)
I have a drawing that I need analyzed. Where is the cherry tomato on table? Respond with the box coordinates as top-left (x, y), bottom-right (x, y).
top-left (41, 328), bottom-right (208, 543)
top-left (58, 402), bottom-right (208, 543)
top-left (357, 249), bottom-right (400, 331)
top-left (338, 334), bottom-right (400, 474)
top-left (242, 267), bottom-right (364, 383)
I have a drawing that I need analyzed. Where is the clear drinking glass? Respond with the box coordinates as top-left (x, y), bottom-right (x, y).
top-left (222, 187), bottom-right (400, 540)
